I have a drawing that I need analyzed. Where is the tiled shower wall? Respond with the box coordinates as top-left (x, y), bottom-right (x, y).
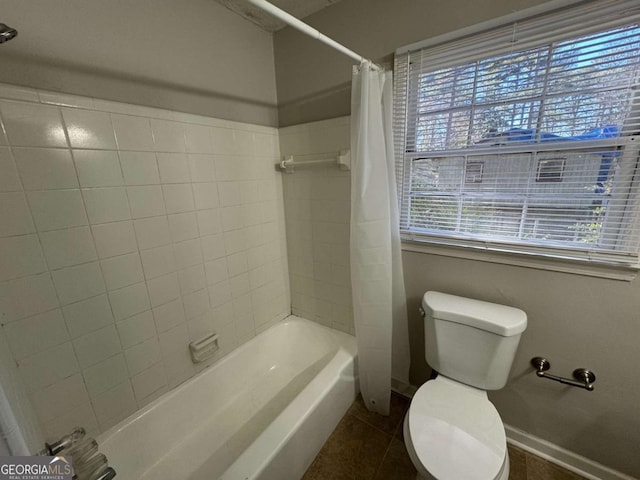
top-left (279, 117), bottom-right (354, 334)
top-left (0, 83), bottom-right (289, 441)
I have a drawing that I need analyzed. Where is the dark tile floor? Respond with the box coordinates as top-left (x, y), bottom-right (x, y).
top-left (303, 393), bottom-right (588, 480)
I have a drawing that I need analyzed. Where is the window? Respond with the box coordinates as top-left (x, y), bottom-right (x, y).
top-left (394, 1), bottom-right (640, 268)
top-left (465, 162), bottom-right (484, 183)
top-left (536, 159), bottom-right (564, 183)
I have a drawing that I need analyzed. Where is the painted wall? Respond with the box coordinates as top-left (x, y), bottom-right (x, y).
top-left (273, 0), bottom-right (555, 126)
top-left (403, 252), bottom-right (640, 477)
top-left (0, 83), bottom-right (289, 443)
top-left (0, 0), bottom-right (278, 126)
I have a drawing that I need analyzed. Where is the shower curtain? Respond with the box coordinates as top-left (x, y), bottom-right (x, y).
top-left (350, 62), bottom-right (410, 415)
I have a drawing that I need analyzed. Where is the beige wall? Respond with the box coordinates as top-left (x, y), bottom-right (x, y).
top-left (0, 0), bottom-right (278, 126)
top-left (403, 251), bottom-right (640, 477)
top-left (274, 0), bottom-right (555, 126)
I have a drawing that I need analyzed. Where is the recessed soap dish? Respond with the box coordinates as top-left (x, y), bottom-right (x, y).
top-left (189, 332), bottom-right (219, 363)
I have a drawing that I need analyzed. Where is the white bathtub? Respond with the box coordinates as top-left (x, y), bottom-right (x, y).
top-left (97, 316), bottom-right (358, 480)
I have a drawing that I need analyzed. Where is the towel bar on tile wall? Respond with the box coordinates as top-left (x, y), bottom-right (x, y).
top-left (277, 150), bottom-right (351, 173)
top-left (531, 357), bottom-right (596, 391)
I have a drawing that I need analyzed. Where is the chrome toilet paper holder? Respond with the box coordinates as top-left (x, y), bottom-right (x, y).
top-left (531, 357), bottom-right (596, 391)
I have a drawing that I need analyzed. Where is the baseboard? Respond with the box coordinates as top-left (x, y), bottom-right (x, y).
top-left (391, 378), bottom-right (417, 398)
top-left (505, 424), bottom-right (637, 480)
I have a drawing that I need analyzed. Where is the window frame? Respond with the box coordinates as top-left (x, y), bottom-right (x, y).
top-left (393, 0), bottom-right (640, 278)
top-left (535, 158), bottom-right (565, 183)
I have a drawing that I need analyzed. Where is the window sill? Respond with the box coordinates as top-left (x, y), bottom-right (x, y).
top-left (401, 239), bottom-right (639, 282)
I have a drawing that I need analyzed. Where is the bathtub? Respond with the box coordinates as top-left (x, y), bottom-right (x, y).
top-left (97, 316), bottom-right (358, 480)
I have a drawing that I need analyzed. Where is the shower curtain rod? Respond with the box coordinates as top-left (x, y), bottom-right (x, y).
top-left (245, 0), bottom-right (380, 70)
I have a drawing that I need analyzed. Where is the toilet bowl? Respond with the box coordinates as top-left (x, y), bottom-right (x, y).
top-left (404, 291), bottom-right (527, 480)
top-left (403, 376), bottom-right (509, 480)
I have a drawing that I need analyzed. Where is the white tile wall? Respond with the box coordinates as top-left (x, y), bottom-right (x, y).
top-left (40, 227), bottom-right (98, 270)
top-left (51, 262), bottom-right (105, 305)
top-left (147, 273), bottom-right (181, 307)
top-left (82, 187), bottom-right (131, 224)
top-left (100, 253), bottom-right (144, 291)
top-left (74, 150), bottom-right (123, 188)
top-left (168, 212), bottom-right (198, 243)
top-left (0, 192), bottom-right (36, 237)
top-left (127, 185), bottom-right (166, 218)
top-left (0, 147), bottom-right (21, 191)
top-left (62, 295), bottom-right (113, 339)
top-left (28, 190), bottom-right (88, 231)
top-left (4, 309), bottom-right (68, 360)
top-left (119, 151), bottom-right (160, 185)
top-left (279, 117), bottom-right (354, 335)
top-left (157, 153), bottom-right (190, 184)
top-left (91, 221), bottom-right (137, 259)
top-left (0, 83), bottom-right (289, 442)
top-left (0, 235), bottom-right (47, 281)
top-left (14, 148), bottom-right (78, 190)
top-left (111, 115), bottom-right (155, 151)
top-left (0, 101), bottom-right (67, 148)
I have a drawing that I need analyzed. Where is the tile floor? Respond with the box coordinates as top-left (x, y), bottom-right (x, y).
top-left (303, 393), bottom-right (588, 480)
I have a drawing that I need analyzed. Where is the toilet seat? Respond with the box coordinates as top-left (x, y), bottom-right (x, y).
top-left (407, 376), bottom-right (507, 480)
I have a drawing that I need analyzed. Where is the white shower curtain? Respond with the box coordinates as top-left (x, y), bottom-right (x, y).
top-left (350, 62), bottom-right (410, 415)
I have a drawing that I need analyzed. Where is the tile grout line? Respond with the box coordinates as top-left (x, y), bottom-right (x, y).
top-left (346, 413), bottom-right (395, 480)
top-left (346, 410), bottom-right (404, 439)
top-left (346, 403), bottom-right (408, 480)
top-left (372, 440), bottom-right (394, 480)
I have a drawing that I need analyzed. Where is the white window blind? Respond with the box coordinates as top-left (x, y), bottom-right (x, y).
top-left (394, 0), bottom-right (640, 267)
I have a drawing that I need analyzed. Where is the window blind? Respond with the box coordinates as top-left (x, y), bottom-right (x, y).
top-left (394, 0), bottom-right (640, 267)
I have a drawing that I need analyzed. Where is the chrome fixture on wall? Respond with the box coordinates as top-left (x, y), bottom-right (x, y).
top-left (0, 23), bottom-right (18, 43)
top-left (39, 427), bottom-right (117, 479)
top-left (531, 357), bottom-right (596, 391)
top-left (276, 150), bottom-right (351, 173)
top-left (44, 427), bottom-right (86, 455)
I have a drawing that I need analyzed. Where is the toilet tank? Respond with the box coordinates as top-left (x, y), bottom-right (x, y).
top-left (423, 291), bottom-right (527, 390)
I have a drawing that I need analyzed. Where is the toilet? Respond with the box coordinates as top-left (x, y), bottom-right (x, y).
top-left (404, 291), bottom-right (527, 480)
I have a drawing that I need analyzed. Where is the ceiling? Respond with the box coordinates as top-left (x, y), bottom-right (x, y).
top-left (215, 0), bottom-right (343, 32)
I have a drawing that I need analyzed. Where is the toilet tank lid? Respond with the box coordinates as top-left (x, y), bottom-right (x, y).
top-left (423, 291), bottom-right (527, 336)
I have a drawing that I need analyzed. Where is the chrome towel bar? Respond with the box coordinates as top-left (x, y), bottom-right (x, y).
top-left (531, 357), bottom-right (596, 391)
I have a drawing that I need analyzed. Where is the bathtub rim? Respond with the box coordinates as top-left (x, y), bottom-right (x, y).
top-left (96, 315), bottom-right (356, 446)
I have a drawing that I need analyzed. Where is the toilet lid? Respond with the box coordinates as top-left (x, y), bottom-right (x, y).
top-left (408, 377), bottom-right (506, 480)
